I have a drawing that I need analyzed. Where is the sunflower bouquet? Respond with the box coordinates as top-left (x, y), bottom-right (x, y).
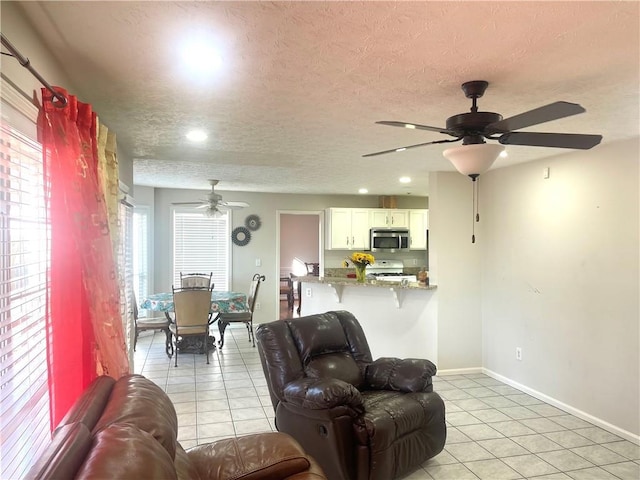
top-left (343, 252), bottom-right (375, 268)
top-left (343, 252), bottom-right (375, 282)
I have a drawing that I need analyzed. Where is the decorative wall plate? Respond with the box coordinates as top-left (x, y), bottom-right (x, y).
top-left (231, 226), bottom-right (251, 246)
top-left (245, 214), bottom-right (262, 231)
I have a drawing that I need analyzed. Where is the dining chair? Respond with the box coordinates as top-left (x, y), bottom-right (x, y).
top-left (132, 290), bottom-right (172, 358)
top-left (290, 273), bottom-right (301, 314)
top-left (180, 272), bottom-right (213, 289)
top-left (279, 275), bottom-right (294, 311)
top-left (170, 285), bottom-right (215, 366)
top-left (304, 262), bottom-right (320, 276)
top-left (217, 273), bottom-right (265, 348)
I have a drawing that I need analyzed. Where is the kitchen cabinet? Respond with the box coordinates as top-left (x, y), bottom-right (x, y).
top-left (326, 208), bottom-right (371, 250)
top-left (369, 209), bottom-right (409, 228)
top-left (409, 209), bottom-right (429, 249)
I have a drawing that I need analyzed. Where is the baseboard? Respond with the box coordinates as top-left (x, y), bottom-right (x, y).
top-left (437, 367), bottom-right (484, 376)
top-left (483, 368), bottom-right (640, 446)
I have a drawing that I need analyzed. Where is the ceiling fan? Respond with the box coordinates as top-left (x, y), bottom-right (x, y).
top-left (365, 81), bottom-right (603, 244)
top-left (363, 80), bottom-right (603, 175)
top-left (173, 179), bottom-right (249, 216)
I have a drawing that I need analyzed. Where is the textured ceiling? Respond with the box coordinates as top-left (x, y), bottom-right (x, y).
top-left (15, 1), bottom-right (640, 196)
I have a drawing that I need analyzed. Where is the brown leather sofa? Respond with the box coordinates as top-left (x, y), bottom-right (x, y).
top-left (26, 374), bottom-right (326, 479)
top-left (256, 311), bottom-right (447, 480)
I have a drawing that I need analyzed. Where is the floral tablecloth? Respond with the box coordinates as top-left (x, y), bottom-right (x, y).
top-left (140, 291), bottom-right (248, 313)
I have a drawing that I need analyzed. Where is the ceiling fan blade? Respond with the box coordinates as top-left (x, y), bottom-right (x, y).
top-left (499, 132), bottom-right (603, 149)
top-left (376, 121), bottom-right (451, 135)
top-left (172, 202), bottom-right (203, 206)
top-left (486, 102), bottom-right (586, 133)
top-left (363, 138), bottom-right (462, 157)
top-left (220, 201), bottom-right (250, 209)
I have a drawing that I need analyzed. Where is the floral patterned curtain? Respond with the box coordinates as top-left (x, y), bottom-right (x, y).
top-left (38, 87), bottom-right (129, 426)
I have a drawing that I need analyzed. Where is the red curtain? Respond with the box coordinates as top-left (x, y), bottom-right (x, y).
top-left (38, 88), bottom-right (129, 428)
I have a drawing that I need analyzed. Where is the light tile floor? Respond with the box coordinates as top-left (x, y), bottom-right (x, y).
top-left (134, 328), bottom-right (640, 480)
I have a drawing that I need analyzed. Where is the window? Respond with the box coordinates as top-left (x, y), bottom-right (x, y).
top-left (118, 199), bottom-right (134, 352)
top-left (133, 206), bottom-right (150, 313)
top-left (0, 85), bottom-right (50, 479)
top-left (173, 208), bottom-right (230, 290)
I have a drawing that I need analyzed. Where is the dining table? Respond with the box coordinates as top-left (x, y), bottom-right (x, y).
top-left (139, 290), bottom-right (248, 354)
top-left (140, 290), bottom-right (248, 316)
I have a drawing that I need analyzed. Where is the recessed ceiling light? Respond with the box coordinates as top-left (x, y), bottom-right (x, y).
top-left (186, 130), bottom-right (207, 142)
top-left (399, 177), bottom-right (411, 183)
top-left (499, 150), bottom-right (508, 158)
top-left (405, 124), bottom-right (416, 129)
top-left (358, 188), bottom-right (368, 194)
top-left (396, 148), bottom-right (407, 153)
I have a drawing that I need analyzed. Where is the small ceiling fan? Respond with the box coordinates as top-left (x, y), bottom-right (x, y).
top-left (173, 179), bottom-right (249, 216)
top-left (363, 80), bottom-right (603, 164)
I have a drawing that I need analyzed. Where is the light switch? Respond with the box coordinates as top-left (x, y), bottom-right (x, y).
top-left (255, 258), bottom-right (261, 267)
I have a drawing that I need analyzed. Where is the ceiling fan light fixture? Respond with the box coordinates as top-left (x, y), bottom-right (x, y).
top-left (204, 206), bottom-right (223, 218)
top-left (443, 143), bottom-right (505, 178)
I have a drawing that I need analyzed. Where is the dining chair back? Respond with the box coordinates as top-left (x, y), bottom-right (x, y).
top-left (132, 290), bottom-right (172, 357)
top-left (180, 272), bottom-right (213, 289)
top-left (279, 275), bottom-right (294, 311)
top-left (217, 274), bottom-right (265, 348)
top-left (304, 262), bottom-right (320, 276)
top-left (170, 286), bottom-right (214, 366)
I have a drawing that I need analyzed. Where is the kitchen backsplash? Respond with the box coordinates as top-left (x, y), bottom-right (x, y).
top-left (324, 250), bottom-right (428, 269)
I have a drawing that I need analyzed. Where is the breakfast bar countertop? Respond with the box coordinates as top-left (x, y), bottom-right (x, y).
top-left (298, 275), bottom-right (436, 290)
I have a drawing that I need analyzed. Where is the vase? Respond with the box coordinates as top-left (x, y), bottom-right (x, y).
top-left (354, 265), bottom-right (367, 283)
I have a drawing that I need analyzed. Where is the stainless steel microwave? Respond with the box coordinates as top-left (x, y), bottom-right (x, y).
top-left (370, 228), bottom-right (410, 253)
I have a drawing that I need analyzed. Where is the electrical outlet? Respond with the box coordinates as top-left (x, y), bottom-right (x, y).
top-left (255, 302), bottom-right (261, 310)
top-left (516, 347), bottom-right (522, 361)
top-left (543, 167), bottom-right (550, 179)
top-left (255, 258), bottom-right (261, 267)
top-left (305, 288), bottom-right (312, 298)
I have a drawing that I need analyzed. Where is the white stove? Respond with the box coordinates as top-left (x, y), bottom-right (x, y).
top-left (367, 259), bottom-right (417, 282)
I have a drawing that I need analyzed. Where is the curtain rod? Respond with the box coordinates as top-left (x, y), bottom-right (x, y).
top-left (1, 33), bottom-right (68, 107)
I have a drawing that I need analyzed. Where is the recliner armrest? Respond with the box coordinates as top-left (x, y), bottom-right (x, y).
top-left (283, 378), bottom-right (364, 414)
top-left (365, 357), bottom-right (436, 393)
top-left (187, 432), bottom-right (326, 479)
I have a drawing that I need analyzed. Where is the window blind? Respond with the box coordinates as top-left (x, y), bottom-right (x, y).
top-left (0, 93), bottom-right (50, 479)
top-left (133, 207), bottom-right (149, 315)
top-left (173, 209), bottom-right (230, 290)
top-left (118, 201), bottom-right (134, 352)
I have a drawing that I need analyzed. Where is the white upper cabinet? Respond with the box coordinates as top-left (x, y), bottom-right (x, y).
top-left (326, 208), bottom-right (371, 250)
top-left (409, 209), bottom-right (429, 249)
top-left (369, 209), bottom-right (409, 228)
top-left (326, 207), bottom-right (427, 250)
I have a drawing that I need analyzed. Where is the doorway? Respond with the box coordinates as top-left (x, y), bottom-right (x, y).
top-left (277, 211), bottom-right (323, 319)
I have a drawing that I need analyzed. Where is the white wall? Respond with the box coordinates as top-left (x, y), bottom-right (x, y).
top-left (428, 171), bottom-right (484, 370)
top-left (481, 138), bottom-right (639, 437)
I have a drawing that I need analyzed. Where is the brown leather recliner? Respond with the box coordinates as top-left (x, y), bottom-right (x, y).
top-left (256, 310), bottom-right (447, 480)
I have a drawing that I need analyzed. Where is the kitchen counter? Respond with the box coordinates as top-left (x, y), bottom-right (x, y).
top-left (298, 275), bottom-right (436, 291)
top-left (297, 276), bottom-right (438, 360)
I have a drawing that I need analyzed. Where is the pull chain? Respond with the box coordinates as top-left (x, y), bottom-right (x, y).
top-left (470, 174), bottom-right (479, 243)
top-left (476, 176), bottom-right (480, 223)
